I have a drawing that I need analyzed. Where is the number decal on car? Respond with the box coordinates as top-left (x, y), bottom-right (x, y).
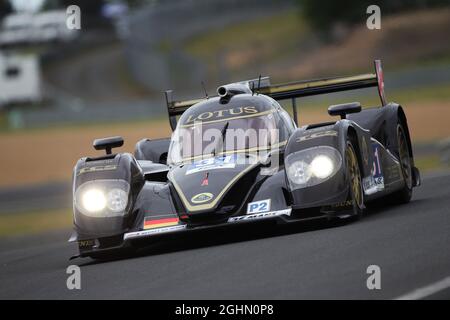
top-left (247, 199), bottom-right (271, 214)
top-left (371, 143), bottom-right (385, 191)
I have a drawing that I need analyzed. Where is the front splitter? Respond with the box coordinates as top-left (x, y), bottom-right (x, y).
top-left (124, 208), bottom-right (292, 241)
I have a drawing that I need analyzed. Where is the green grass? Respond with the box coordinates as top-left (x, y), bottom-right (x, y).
top-left (0, 112), bottom-right (7, 129)
top-left (186, 11), bottom-right (305, 56)
top-left (0, 209), bottom-right (72, 238)
top-left (185, 10), bottom-right (307, 74)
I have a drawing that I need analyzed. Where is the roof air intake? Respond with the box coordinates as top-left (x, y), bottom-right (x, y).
top-left (217, 83), bottom-right (252, 98)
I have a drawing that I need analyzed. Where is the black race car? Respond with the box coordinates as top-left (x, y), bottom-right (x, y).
top-left (69, 60), bottom-right (420, 259)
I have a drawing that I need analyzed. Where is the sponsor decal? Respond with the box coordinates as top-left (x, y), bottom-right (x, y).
top-left (363, 176), bottom-right (378, 195)
top-left (228, 208), bottom-right (291, 223)
top-left (143, 217), bottom-right (180, 230)
top-left (247, 199), bottom-right (271, 214)
top-left (374, 176), bottom-right (385, 190)
top-left (124, 225), bottom-right (187, 240)
top-left (183, 106), bottom-right (259, 125)
top-left (77, 164), bottom-right (117, 176)
top-left (191, 192), bottom-right (214, 204)
top-left (331, 200), bottom-right (353, 208)
top-left (186, 155), bottom-right (236, 175)
top-left (78, 239), bottom-right (95, 248)
top-left (296, 130), bottom-right (337, 142)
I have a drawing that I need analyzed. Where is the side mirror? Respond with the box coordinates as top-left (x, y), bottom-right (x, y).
top-left (328, 102), bottom-right (361, 119)
top-left (93, 136), bottom-right (124, 155)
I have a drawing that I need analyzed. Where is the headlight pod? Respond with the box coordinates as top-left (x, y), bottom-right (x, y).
top-left (286, 146), bottom-right (342, 189)
top-left (74, 179), bottom-right (130, 217)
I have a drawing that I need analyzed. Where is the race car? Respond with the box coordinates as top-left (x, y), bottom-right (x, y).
top-left (69, 60), bottom-right (420, 259)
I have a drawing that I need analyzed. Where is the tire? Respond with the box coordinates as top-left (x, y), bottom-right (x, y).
top-left (345, 140), bottom-right (364, 220)
top-left (387, 123), bottom-right (413, 204)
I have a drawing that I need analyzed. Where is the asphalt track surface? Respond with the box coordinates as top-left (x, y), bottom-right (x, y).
top-left (1, 173), bottom-right (449, 299)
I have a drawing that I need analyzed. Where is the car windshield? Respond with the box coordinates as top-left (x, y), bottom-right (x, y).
top-left (168, 112), bottom-right (280, 165)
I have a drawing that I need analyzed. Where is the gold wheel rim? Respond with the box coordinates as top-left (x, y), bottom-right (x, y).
top-left (346, 144), bottom-right (363, 209)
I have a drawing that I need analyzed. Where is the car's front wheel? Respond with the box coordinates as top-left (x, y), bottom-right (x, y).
top-left (345, 140), bottom-right (364, 219)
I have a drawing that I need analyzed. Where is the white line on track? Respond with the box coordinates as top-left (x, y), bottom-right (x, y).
top-left (394, 276), bottom-right (450, 300)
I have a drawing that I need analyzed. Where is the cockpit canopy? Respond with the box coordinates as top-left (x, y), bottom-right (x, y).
top-left (167, 94), bottom-right (294, 165)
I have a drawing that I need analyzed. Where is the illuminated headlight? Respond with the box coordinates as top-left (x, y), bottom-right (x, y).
top-left (310, 155), bottom-right (334, 179)
top-left (81, 188), bottom-right (106, 213)
top-left (74, 179), bottom-right (130, 217)
top-left (286, 146), bottom-right (342, 189)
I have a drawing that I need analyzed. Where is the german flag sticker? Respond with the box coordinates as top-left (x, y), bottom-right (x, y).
top-left (143, 217), bottom-right (179, 230)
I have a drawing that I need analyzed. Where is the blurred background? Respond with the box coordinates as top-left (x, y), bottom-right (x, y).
top-left (0, 0), bottom-right (449, 237)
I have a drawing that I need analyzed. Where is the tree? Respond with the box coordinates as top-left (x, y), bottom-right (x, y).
top-left (0, 1), bottom-right (12, 19)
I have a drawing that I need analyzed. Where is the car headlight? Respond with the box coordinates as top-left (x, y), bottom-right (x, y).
top-left (106, 188), bottom-right (128, 212)
top-left (74, 179), bottom-right (130, 217)
top-left (287, 160), bottom-right (312, 185)
top-left (310, 155), bottom-right (334, 179)
top-left (81, 188), bottom-right (106, 213)
top-left (286, 146), bottom-right (342, 189)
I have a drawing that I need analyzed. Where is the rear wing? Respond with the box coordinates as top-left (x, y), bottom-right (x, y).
top-left (165, 60), bottom-right (387, 130)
